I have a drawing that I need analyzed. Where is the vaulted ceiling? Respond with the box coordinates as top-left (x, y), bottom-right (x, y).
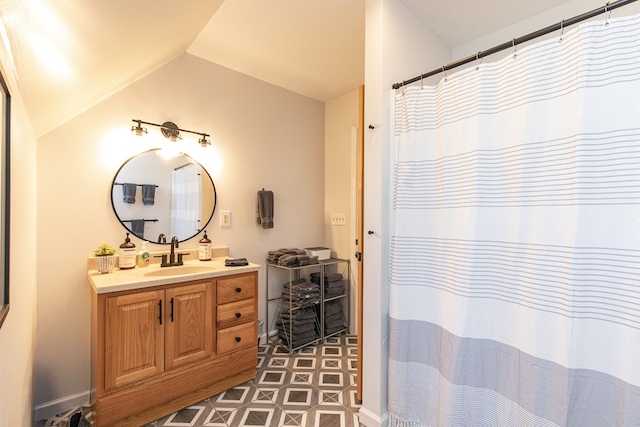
top-left (0, 0), bottom-right (574, 137)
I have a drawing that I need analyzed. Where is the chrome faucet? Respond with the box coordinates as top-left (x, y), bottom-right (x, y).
top-left (160, 236), bottom-right (185, 267)
top-left (157, 233), bottom-right (167, 243)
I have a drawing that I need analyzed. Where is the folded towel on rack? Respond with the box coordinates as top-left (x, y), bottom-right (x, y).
top-left (310, 272), bottom-right (343, 284)
top-left (325, 280), bottom-right (345, 289)
top-left (257, 190), bottom-right (274, 229)
top-left (142, 184), bottom-right (156, 205)
top-left (276, 316), bottom-right (316, 327)
top-left (325, 312), bottom-right (344, 323)
top-left (130, 219), bottom-right (145, 237)
top-left (280, 307), bottom-right (317, 321)
top-left (277, 320), bottom-right (316, 334)
top-left (324, 286), bottom-right (345, 297)
top-left (283, 282), bottom-right (319, 293)
top-left (122, 183), bottom-right (137, 204)
top-left (325, 318), bottom-right (345, 330)
top-left (324, 301), bottom-right (344, 316)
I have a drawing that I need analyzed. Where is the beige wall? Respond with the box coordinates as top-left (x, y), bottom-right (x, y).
top-left (35, 53), bottom-right (326, 417)
top-left (0, 31), bottom-right (38, 427)
top-left (361, 0), bottom-right (451, 425)
top-left (325, 89), bottom-right (360, 333)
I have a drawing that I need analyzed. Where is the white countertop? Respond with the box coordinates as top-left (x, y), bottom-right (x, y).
top-left (88, 258), bottom-right (261, 294)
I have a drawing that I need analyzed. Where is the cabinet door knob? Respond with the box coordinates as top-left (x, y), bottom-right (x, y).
top-left (235, 287), bottom-right (242, 293)
top-left (235, 312), bottom-right (241, 318)
top-left (235, 337), bottom-right (242, 342)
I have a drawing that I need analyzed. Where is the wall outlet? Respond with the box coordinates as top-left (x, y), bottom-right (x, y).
top-left (331, 212), bottom-right (346, 226)
top-left (220, 210), bottom-right (231, 227)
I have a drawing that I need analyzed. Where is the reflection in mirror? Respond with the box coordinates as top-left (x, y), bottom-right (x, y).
top-left (111, 149), bottom-right (216, 243)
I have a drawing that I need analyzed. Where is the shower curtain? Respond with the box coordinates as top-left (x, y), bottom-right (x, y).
top-left (170, 163), bottom-right (202, 238)
top-left (389, 13), bottom-right (640, 427)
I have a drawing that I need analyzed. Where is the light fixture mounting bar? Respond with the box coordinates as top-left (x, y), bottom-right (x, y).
top-left (132, 119), bottom-right (210, 138)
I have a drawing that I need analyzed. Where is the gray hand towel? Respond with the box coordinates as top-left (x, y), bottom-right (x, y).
top-left (142, 184), bottom-right (156, 205)
top-left (257, 190), bottom-right (274, 229)
top-left (122, 183), bottom-right (136, 204)
top-left (131, 219), bottom-right (145, 237)
top-left (225, 258), bottom-right (249, 266)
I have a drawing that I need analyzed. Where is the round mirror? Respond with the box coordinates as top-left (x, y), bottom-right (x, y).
top-left (110, 149), bottom-right (216, 243)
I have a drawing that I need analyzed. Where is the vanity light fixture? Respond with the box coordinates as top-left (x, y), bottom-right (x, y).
top-left (131, 120), bottom-right (148, 136)
top-left (159, 121), bottom-right (182, 142)
top-left (131, 119), bottom-right (211, 147)
top-left (198, 135), bottom-right (211, 147)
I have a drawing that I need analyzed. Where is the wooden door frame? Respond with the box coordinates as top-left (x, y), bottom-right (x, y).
top-left (356, 85), bottom-right (364, 402)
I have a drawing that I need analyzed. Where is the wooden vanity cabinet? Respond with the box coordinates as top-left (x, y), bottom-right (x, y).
top-left (103, 289), bottom-right (165, 391)
top-left (216, 274), bottom-right (257, 354)
top-left (164, 282), bottom-right (213, 370)
top-left (91, 271), bottom-right (258, 427)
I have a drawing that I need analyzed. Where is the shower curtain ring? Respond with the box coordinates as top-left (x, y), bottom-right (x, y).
top-left (559, 19), bottom-right (564, 43)
top-left (605, 2), bottom-right (611, 26)
top-left (442, 66), bottom-right (448, 82)
top-left (512, 39), bottom-right (517, 58)
top-left (475, 52), bottom-right (483, 71)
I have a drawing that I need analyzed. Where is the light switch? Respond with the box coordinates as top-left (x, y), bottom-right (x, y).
top-left (220, 210), bottom-right (231, 227)
top-left (331, 213), bottom-right (346, 226)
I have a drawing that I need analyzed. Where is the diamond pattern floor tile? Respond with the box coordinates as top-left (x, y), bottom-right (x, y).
top-left (38, 335), bottom-right (363, 427)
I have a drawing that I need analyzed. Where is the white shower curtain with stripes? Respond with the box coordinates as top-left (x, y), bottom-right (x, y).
top-left (389, 13), bottom-right (640, 427)
top-left (170, 163), bottom-right (202, 238)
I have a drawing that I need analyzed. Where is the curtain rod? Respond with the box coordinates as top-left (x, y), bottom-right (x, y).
top-left (392, 0), bottom-right (638, 90)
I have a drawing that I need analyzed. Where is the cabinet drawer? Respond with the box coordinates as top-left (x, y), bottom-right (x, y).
top-left (217, 275), bottom-right (255, 304)
top-left (218, 299), bottom-right (255, 329)
top-left (217, 321), bottom-right (256, 354)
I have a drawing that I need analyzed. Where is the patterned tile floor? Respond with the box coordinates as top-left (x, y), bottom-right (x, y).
top-left (38, 335), bottom-right (362, 427)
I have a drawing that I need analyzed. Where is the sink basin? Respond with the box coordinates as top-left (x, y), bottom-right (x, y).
top-left (143, 265), bottom-right (217, 277)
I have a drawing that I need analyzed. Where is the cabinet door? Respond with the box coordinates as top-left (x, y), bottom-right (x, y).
top-left (165, 282), bottom-right (213, 370)
top-left (104, 290), bottom-right (165, 391)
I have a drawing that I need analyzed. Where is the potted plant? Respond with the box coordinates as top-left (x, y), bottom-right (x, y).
top-left (94, 243), bottom-right (117, 274)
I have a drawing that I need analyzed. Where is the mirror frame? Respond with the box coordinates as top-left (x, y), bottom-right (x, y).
top-left (0, 70), bottom-right (10, 329)
top-left (110, 149), bottom-right (216, 244)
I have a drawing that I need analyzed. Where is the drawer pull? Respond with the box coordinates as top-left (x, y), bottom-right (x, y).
top-left (235, 337), bottom-right (242, 343)
top-left (235, 287), bottom-right (242, 293)
top-left (235, 312), bottom-right (242, 318)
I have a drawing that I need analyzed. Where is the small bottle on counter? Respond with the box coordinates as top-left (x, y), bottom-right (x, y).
top-left (138, 241), bottom-right (150, 267)
top-left (119, 233), bottom-right (136, 269)
top-left (198, 230), bottom-right (212, 261)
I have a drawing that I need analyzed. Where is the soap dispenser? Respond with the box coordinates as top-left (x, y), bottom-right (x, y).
top-left (198, 230), bottom-right (212, 261)
top-left (138, 242), bottom-right (150, 267)
top-left (119, 233), bottom-right (136, 269)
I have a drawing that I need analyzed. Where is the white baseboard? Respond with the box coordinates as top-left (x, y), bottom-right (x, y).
top-left (258, 332), bottom-right (267, 345)
top-left (34, 391), bottom-right (90, 423)
top-left (358, 407), bottom-right (389, 427)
